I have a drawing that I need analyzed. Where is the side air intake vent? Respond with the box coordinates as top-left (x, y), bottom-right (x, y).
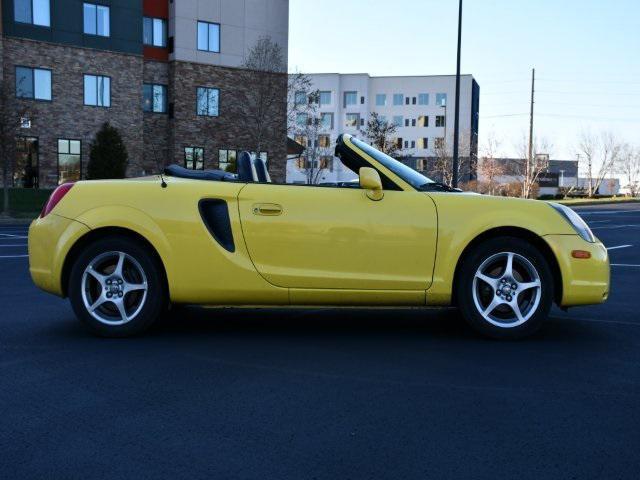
top-left (198, 199), bottom-right (235, 252)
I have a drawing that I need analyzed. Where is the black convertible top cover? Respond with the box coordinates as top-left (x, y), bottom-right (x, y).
top-left (164, 164), bottom-right (237, 182)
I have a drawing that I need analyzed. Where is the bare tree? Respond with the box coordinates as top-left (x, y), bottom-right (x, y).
top-left (290, 90), bottom-right (333, 184)
top-left (433, 131), bottom-right (472, 186)
top-left (478, 132), bottom-right (505, 195)
top-left (616, 143), bottom-right (640, 197)
top-left (287, 71), bottom-right (312, 137)
top-left (240, 36), bottom-right (287, 156)
top-left (577, 130), bottom-right (622, 197)
top-left (1, 76), bottom-right (37, 216)
top-left (361, 112), bottom-right (400, 157)
top-left (514, 133), bottom-right (552, 198)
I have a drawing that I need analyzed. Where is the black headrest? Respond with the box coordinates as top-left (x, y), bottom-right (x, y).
top-left (237, 152), bottom-right (254, 182)
top-left (164, 164), bottom-right (232, 181)
top-left (252, 157), bottom-right (269, 183)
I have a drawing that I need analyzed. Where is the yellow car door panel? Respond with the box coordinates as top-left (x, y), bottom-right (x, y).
top-left (237, 183), bottom-right (438, 291)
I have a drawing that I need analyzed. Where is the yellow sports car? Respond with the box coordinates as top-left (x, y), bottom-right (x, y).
top-left (28, 134), bottom-right (609, 339)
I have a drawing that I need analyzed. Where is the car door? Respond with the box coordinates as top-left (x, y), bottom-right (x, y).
top-left (237, 183), bottom-right (438, 291)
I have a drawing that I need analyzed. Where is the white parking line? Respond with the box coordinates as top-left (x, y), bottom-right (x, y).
top-left (607, 245), bottom-right (633, 251)
top-left (577, 209), bottom-right (640, 215)
top-left (0, 255), bottom-right (28, 259)
top-left (586, 220), bottom-right (610, 224)
top-left (0, 244), bottom-right (28, 247)
top-left (611, 263), bottom-right (640, 267)
top-left (0, 234), bottom-right (28, 238)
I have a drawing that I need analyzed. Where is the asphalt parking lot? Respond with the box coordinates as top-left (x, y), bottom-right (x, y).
top-left (1, 203), bottom-right (639, 479)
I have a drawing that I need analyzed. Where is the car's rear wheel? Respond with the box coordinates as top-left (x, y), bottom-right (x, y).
top-left (68, 236), bottom-right (167, 337)
top-left (457, 237), bottom-right (554, 339)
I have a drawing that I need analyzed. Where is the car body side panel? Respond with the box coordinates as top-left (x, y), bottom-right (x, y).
top-left (237, 184), bottom-right (438, 290)
top-left (543, 234), bottom-right (610, 306)
top-left (29, 214), bottom-right (90, 296)
top-left (425, 192), bottom-right (577, 305)
top-left (49, 178), bottom-right (288, 304)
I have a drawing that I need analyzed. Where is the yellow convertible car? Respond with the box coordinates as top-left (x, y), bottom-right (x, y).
top-left (28, 134), bottom-right (609, 339)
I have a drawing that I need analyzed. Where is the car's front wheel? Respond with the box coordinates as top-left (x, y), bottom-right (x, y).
top-left (457, 237), bottom-right (554, 339)
top-left (68, 235), bottom-right (167, 337)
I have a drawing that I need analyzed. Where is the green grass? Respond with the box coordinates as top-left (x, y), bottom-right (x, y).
top-left (0, 188), bottom-right (53, 217)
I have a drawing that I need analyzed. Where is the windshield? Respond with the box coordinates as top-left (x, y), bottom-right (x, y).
top-left (348, 136), bottom-right (435, 190)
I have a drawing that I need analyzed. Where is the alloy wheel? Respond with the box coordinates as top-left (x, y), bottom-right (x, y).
top-left (81, 251), bottom-right (148, 326)
top-left (472, 251), bottom-right (542, 328)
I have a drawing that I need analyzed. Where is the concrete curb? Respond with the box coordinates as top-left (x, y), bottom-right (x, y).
top-left (557, 199), bottom-right (640, 207)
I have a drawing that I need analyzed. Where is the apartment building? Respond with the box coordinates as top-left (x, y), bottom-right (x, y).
top-left (287, 73), bottom-right (480, 184)
top-left (1, 0), bottom-right (289, 188)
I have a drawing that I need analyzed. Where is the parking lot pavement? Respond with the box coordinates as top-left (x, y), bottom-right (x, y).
top-left (1, 205), bottom-right (639, 480)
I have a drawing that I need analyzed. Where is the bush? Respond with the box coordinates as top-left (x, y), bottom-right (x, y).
top-left (538, 194), bottom-right (555, 200)
top-left (87, 122), bottom-right (128, 180)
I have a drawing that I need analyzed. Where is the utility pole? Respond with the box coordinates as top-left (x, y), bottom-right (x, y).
top-left (527, 68), bottom-right (535, 198)
top-left (452, 0), bottom-right (463, 188)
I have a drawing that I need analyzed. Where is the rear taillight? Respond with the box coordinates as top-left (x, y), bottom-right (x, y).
top-left (40, 183), bottom-right (75, 218)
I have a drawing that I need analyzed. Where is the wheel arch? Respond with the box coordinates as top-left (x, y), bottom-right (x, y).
top-left (451, 226), bottom-right (563, 306)
top-left (61, 227), bottom-right (169, 298)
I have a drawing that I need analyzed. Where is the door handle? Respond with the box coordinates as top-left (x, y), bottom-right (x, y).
top-left (252, 203), bottom-right (283, 216)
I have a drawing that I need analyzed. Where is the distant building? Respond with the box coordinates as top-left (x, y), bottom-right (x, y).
top-left (1, 0), bottom-right (289, 188)
top-left (287, 73), bottom-right (480, 184)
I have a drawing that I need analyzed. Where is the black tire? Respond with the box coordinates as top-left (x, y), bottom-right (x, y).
top-left (68, 235), bottom-right (167, 337)
top-left (456, 236), bottom-right (554, 340)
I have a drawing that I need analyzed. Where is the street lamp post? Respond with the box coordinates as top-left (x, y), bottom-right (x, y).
top-left (452, 0), bottom-right (463, 188)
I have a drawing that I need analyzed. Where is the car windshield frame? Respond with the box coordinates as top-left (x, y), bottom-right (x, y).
top-left (347, 136), bottom-right (435, 190)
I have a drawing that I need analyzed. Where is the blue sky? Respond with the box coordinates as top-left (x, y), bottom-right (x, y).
top-left (289, 0), bottom-right (640, 158)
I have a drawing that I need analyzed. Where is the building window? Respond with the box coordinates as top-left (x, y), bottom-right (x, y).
top-left (345, 113), bottom-right (359, 128)
top-left (318, 135), bottom-right (331, 148)
top-left (412, 97), bottom-right (417, 105)
top-left (396, 137), bottom-right (403, 149)
top-left (320, 112), bottom-right (334, 130)
top-left (319, 156), bottom-right (334, 171)
top-left (418, 138), bottom-right (428, 149)
top-left (418, 93), bottom-right (429, 105)
top-left (375, 94), bottom-right (386, 106)
top-left (378, 115), bottom-right (387, 123)
top-left (411, 119), bottom-right (416, 127)
top-left (184, 147), bottom-right (204, 170)
top-left (343, 91), bottom-right (357, 107)
top-left (143, 17), bottom-right (167, 47)
top-left (405, 97), bottom-right (410, 105)
top-left (143, 84), bottom-right (167, 113)
top-left (404, 140), bottom-right (409, 149)
top-left (294, 91), bottom-right (306, 105)
top-left (14, 0), bottom-right (50, 27)
top-left (83, 3), bottom-right (110, 37)
top-left (296, 113), bottom-right (308, 127)
top-left (218, 149), bottom-right (237, 173)
top-left (418, 115), bottom-right (429, 127)
top-left (294, 135), bottom-right (307, 148)
top-left (434, 138), bottom-right (445, 149)
top-left (14, 137), bottom-right (39, 188)
top-left (196, 87), bottom-right (219, 116)
top-left (404, 119), bottom-right (410, 127)
top-left (15, 66), bottom-right (51, 100)
top-left (319, 91), bottom-right (331, 106)
top-left (393, 94), bottom-right (403, 106)
top-left (417, 158), bottom-right (428, 171)
top-left (393, 116), bottom-right (403, 127)
top-left (58, 139), bottom-right (81, 184)
top-left (436, 93), bottom-right (447, 106)
top-left (197, 21), bottom-right (220, 52)
top-left (436, 115), bottom-right (446, 127)
top-left (411, 140), bottom-right (416, 148)
top-left (84, 74), bottom-right (110, 107)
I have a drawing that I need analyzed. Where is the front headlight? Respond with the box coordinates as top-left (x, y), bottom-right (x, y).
top-left (549, 203), bottom-right (595, 243)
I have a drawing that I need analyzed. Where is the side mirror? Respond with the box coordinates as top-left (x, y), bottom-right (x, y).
top-left (359, 167), bottom-right (384, 201)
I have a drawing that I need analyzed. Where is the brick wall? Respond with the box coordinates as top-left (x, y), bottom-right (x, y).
top-left (170, 61), bottom-right (287, 182)
top-left (1, 37), bottom-right (144, 187)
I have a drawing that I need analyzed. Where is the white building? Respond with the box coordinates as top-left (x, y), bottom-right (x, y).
top-left (287, 73), bottom-right (480, 184)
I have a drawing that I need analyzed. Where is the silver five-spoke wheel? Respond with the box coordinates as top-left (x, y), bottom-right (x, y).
top-left (81, 251), bottom-right (149, 326)
top-left (472, 251), bottom-right (542, 328)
